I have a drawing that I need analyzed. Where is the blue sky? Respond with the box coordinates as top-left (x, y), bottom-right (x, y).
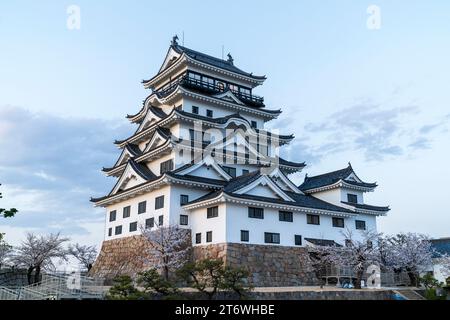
top-left (1, 1), bottom-right (449, 247)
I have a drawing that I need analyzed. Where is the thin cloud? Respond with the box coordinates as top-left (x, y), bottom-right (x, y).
top-left (0, 105), bottom-right (131, 245)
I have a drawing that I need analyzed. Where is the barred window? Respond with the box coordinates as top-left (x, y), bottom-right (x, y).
top-left (241, 230), bottom-right (249, 242)
top-left (123, 206), bottom-right (131, 219)
top-left (180, 215), bottom-right (189, 226)
top-left (160, 159), bottom-right (174, 174)
top-left (138, 201), bottom-right (146, 214)
top-left (279, 211), bottom-right (293, 222)
top-left (129, 222), bottom-right (137, 232)
top-left (109, 210), bottom-right (116, 222)
top-left (207, 206), bottom-right (219, 219)
top-left (264, 232), bottom-right (280, 244)
top-left (307, 214), bottom-right (320, 225)
top-left (145, 218), bottom-right (154, 229)
top-left (332, 217), bottom-right (345, 228)
top-left (248, 207), bottom-right (264, 219)
top-left (155, 196), bottom-right (164, 210)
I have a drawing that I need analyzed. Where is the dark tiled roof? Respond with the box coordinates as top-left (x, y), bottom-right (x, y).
top-left (299, 164), bottom-right (376, 191)
top-left (184, 187), bottom-right (355, 214)
top-left (223, 170), bottom-right (261, 193)
top-left (172, 45), bottom-right (266, 80)
top-left (431, 238), bottom-right (450, 257)
top-left (129, 160), bottom-right (157, 180)
top-left (341, 202), bottom-right (390, 212)
top-left (149, 106), bottom-right (168, 119)
top-left (279, 158), bottom-right (306, 168)
top-left (305, 238), bottom-right (342, 247)
top-left (166, 172), bottom-right (227, 187)
top-left (126, 144), bottom-right (142, 157)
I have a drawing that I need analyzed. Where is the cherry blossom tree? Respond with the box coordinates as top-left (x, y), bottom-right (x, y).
top-left (312, 229), bottom-right (382, 289)
top-left (141, 224), bottom-right (191, 281)
top-left (0, 239), bottom-right (13, 269)
top-left (68, 243), bottom-right (97, 272)
top-left (12, 232), bottom-right (69, 284)
top-left (383, 233), bottom-right (434, 286)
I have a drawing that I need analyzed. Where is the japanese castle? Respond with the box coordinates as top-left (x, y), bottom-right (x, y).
top-left (91, 36), bottom-right (390, 249)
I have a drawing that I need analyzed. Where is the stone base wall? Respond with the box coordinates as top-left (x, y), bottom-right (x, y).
top-left (90, 237), bottom-right (319, 287)
top-left (89, 235), bottom-right (154, 280)
top-left (193, 243), bottom-right (319, 287)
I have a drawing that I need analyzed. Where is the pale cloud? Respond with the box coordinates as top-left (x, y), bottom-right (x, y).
top-left (0, 105), bottom-right (130, 246)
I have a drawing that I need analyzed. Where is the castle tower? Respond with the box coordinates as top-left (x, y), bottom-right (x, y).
top-left (90, 37), bottom-right (389, 285)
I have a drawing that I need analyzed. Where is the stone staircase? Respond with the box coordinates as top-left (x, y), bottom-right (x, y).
top-left (0, 273), bottom-right (107, 300)
top-left (393, 289), bottom-right (425, 300)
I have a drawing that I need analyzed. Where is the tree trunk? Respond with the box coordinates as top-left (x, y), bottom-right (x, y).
top-left (355, 270), bottom-right (364, 289)
top-left (27, 266), bottom-right (34, 285)
top-left (407, 270), bottom-right (418, 287)
top-left (34, 265), bottom-right (41, 284)
top-left (164, 265), bottom-right (169, 281)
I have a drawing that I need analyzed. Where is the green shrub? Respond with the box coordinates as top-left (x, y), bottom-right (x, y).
top-left (106, 275), bottom-right (146, 300)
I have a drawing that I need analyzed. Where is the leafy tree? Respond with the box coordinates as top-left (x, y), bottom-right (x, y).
top-left (0, 184), bottom-right (18, 219)
top-left (1, 183), bottom-right (18, 241)
top-left (220, 266), bottom-right (252, 299)
top-left (141, 224), bottom-right (191, 281)
top-left (178, 259), bottom-right (223, 300)
top-left (178, 258), bottom-right (252, 300)
top-left (137, 268), bottom-right (180, 299)
top-left (420, 273), bottom-right (440, 290)
top-left (12, 232), bottom-right (69, 284)
top-left (68, 243), bottom-right (97, 272)
top-left (106, 275), bottom-right (145, 300)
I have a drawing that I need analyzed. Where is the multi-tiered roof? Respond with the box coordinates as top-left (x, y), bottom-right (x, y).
top-left (91, 38), bottom-right (388, 220)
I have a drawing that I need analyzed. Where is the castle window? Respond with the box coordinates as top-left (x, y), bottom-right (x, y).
top-left (158, 215), bottom-right (164, 226)
top-left (145, 217), bottom-right (154, 229)
top-left (251, 121), bottom-right (257, 129)
top-left (206, 231), bottom-right (213, 243)
top-left (222, 166), bottom-right (236, 178)
top-left (240, 87), bottom-right (251, 96)
top-left (192, 106), bottom-right (199, 114)
top-left (155, 196), bottom-right (164, 210)
top-left (356, 220), bottom-right (366, 230)
top-left (123, 206), bottom-right (131, 219)
top-left (115, 225), bottom-right (122, 235)
top-left (180, 195), bottom-right (189, 205)
top-left (206, 109), bottom-right (213, 118)
top-left (160, 159), bottom-right (174, 174)
top-left (195, 233), bottom-right (201, 244)
top-left (295, 235), bottom-right (302, 246)
top-left (138, 201), bottom-right (147, 214)
top-left (332, 217), bottom-right (345, 228)
top-left (109, 210), bottom-right (117, 222)
top-left (248, 207), bottom-right (264, 219)
top-left (242, 169), bottom-right (249, 175)
top-left (217, 82), bottom-right (225, 91)
top-left (264, 232), bottom-right (280, 244)
top-left (129, 222), bottom-right (138, 232)
top-left (108, 228), bottom-right (112, 237)
top-left (307, 214), bottom-right (320, 225)
top-left (207, 206), bottom-right (219, 219)
top-left (347, 194), bottom-right (358, 204)
top-left (189, 72), bottom-right (201, 81)
top-left (180, 215), bottom-right (189, 226)
top-left (279, 211), bottom-right (293, 222)
top-left (228, 84), bottom-right (239, 92)
top-left (241, 230), bottom-right (249, 242)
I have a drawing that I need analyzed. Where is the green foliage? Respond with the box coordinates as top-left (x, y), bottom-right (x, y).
top-left (220, 266), bottom-right (253, 299)
top-left (106, 275), bottom-right (146, 300)
top-left (0, 184), bottom-right (18, 219)
top-left (178, 258), bottom-right (252, 300)
top-left (424, 288), bottom-right (446, 300)
top-left (420, 273), bottom-right (440, 290)
top-left (137, 268), bottom-right (180, 299)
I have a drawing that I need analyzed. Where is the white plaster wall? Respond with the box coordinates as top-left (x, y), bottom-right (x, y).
top-left (168, 185), bottom-right (212, 227)
top-left (340, 188), bottom-right (364, 204)
top-left (104, 185), bottom-right (171, 240)
top-left (146, 153), bottom-right (174, 176)
top-left (224, 203), bottom-right (376, 246)
top-left (189, 203), bottom-right (227, 246)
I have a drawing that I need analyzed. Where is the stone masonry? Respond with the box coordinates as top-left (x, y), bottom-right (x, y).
top-left (90, 236), bottom-right (319, 286)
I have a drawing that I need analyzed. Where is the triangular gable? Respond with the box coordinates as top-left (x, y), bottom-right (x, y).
top-left (158, 46), bottom-right (182, 73)
top-left (344, 171), bottom-right (362, 183)
top-left (213, 90), bottom-right (245, 105)
top-left (110, 162), bottom-right (149, 195)
top-left (175, 155), bottom-right (232, 181)
top-left (135, 108), bottom-right (164, 134)
top-left (233, 175), bottom-right (295, 202)
top-left (143, 130), bottom-right (170, 153)
top-left (268, 167), bottom-right (302, 194)
top-left (206, 129), bottom-right (263, 160)
top-left (112, 144), bottom-right (142, 168)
